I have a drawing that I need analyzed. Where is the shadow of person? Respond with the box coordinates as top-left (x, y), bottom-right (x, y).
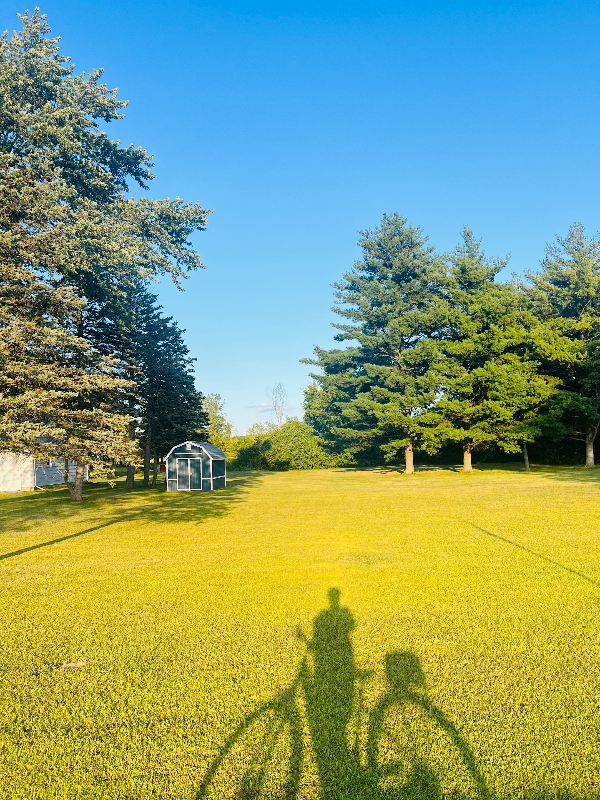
top-left (300, 588), bottom-right (370, 799)
top-left (367, 651), bottom-right (490, 800)
top-left (195, 599), bottom-right (491, 800)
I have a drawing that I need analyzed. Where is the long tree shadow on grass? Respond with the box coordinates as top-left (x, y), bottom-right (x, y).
top-left (195, 589), bottom-right (491, 800)
top-left (526, 465), bottom-right (600, 485)
top-left (0, 473), bottom-right (260, 561)
top-left (469, 524), bottom-right (600, 588)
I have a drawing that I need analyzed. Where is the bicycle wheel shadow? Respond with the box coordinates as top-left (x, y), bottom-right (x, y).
top-left (368, 650), bottom-right (490, 800)
top-left (195, 588), bottom-right (490, 800)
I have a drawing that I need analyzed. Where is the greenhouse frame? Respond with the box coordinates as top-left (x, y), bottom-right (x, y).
top-left (165, 441), bottom-right (227, 492)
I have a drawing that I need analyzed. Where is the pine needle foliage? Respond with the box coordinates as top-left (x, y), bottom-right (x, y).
top-left (0, 10), bottom-right (212, 497)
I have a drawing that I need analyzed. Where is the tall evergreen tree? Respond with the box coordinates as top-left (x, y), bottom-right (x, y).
top-left (136, 300), bottom-right (208, 486)
top-left (304, 213), bottom-right (451, 473)
top-left (436, 228), bottom-right (557, 471)
top-left (85, 283), bottom-right (208, 487)
top-left (522, 223), bottom-right (600, 467)
top-left (0, 11), bottom-right (212, 496)
top-left (0, 10), bottom-right (211, 296)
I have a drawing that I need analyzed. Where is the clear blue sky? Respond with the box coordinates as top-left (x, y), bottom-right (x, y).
top-left (7, 1), bottom-right (600, 430)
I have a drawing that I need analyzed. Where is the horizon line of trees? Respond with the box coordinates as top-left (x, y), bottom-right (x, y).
top-left (303, 213), bottom-right (600, 473)
top-left (0, 10), bottom-right (209, 499)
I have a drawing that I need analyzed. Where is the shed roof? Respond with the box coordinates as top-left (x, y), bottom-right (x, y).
top-left (198, 442), bottom-right (227, 459)
top-left (165, 441), bottom-right (227, 460)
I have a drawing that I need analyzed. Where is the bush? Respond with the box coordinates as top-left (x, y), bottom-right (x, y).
top-left (229, 420), bottom-right (340, 471)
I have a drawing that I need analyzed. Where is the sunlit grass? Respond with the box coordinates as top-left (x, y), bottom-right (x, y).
top-left (1, 466), bottom-right (600, 798)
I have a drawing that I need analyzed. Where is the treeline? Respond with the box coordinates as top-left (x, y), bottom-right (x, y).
top-left (303, 213), bottom-right (600, 473)
top-left (0, 11), bottom-right (208, 498)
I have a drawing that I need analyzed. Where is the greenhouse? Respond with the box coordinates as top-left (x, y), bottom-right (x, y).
top-left (165, 441), bottom-right (227, 492)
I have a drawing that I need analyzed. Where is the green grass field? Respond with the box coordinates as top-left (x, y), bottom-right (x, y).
top-left (2, 467), bottom-right (600, 799)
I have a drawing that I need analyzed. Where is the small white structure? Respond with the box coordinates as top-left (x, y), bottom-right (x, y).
top-left (0, 453), bottom-right (87, 492)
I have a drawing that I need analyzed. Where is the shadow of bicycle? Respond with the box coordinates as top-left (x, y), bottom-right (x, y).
top-left (195, 589), bottom-right (490, 800)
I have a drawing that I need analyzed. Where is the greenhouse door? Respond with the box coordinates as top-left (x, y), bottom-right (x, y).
top-left (177, 458), bottom-right (189, 490)
top-left (176, 458), bottom-right (202, 491)
top-left (189, 458), bottom-right (202, 490)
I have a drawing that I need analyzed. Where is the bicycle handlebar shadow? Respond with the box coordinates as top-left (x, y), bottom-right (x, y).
top-left (195, 588), bottom-right (491, 800)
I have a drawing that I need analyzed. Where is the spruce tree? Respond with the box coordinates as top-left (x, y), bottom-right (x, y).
top-left (0, 267), bottom-right (135, 499)
top-left (305, 213), bottom-right (451, 472)
top-left (136, 303), bottom-right (208, 486)
top-left (437, 228), bottom-right (556, 470)
top-left (522, 223), bottom-right (600, 467)
top-left (86, 283), bottom-right (208, 487)
top-left (0, 11), bottom-right (212, 496)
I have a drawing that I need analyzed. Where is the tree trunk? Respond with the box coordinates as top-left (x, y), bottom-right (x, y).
top-left (125, 419), bottom-right (136, 489)
top-left (67, 461), bottom-right (85, 501)
top-left (405, 442), bottom-right (414, 475)
top-left (522, 441), bottom-right (530, 471)
top-left (152, 451), bottom-right (158, 486)
top-left (143, 425), bottom-right (151, 486)
top-left (462, 442), bottom-right (473, 472)
top-left (585, 425), bottom-right (597, 468)
top-left (126, 465), bottom-right (135, 488)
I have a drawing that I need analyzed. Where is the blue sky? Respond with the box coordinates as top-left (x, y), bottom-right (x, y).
top-left (7, 1), bottom-right (600, 430)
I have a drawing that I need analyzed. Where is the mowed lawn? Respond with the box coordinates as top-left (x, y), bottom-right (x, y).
top-left (2, 467), bottom-right (600, 799)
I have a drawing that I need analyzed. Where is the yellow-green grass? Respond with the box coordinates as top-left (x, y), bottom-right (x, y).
top-left (1, 467), bottom-right (600, 799)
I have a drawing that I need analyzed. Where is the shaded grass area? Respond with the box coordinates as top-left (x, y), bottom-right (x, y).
top-left (2, 467), bottom-right (600, 798)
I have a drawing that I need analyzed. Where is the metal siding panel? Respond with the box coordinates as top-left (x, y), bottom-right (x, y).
top-left (35, 463), bottom-right (64, 486)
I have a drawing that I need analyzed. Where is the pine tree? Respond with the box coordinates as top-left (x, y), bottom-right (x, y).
top-left (0, 266), bottom-right (135, 500)
top-left (85, 283), bottom-right (208, 487)
top-left (436, 228), bottom-right (557, 471)
top-left (0, 10), bottom-right (211, 296)
top-left (136, 303), bottom-right (208, 486)
top-left (0, 11), bottom-right (212, 497)
top-left (304, 213), bottom-right (451, 473)
top-left (522, 223), bottom-right (600, 467)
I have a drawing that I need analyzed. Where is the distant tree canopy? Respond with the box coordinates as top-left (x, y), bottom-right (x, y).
top-left (305, 214), bottom-right (595, 472)
top-left (0, 10), bottom-right (211, 498)
top-left (204, 394), bottom-right (235, 455)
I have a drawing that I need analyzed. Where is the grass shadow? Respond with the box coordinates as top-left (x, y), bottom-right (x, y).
top-left (0, 472), bottom-right (261, 560)
top-left (527, 465), bottom-right (600, 485)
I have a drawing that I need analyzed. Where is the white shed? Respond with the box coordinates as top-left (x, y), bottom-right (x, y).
top-left (0, 453), bottom-right (87, 492)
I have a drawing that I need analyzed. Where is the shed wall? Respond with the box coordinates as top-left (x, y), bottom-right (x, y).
top-left (0, 453), bottom-right (35, 492)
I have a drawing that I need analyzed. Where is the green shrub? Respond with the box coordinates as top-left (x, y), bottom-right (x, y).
top-left (230, 420), bottom-right (340, 471)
